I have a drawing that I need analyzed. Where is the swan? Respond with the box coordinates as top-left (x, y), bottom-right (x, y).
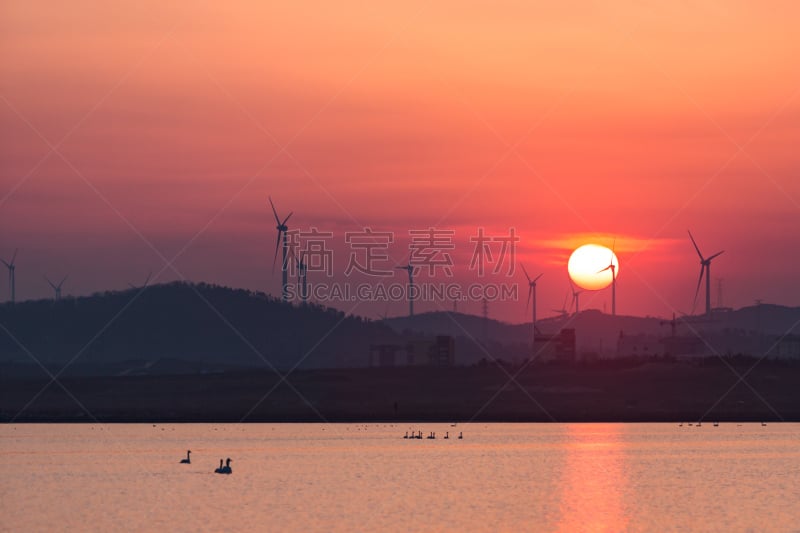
top-left (403, 431), bottom-right (408, 439)
top-left (444, 432), bottom-right (449, 439)
top-left (458, 432), bottom-right (463, 439)
top-left (220, 458), bottom-right (233, 474)
top-left (180, 450), bottom-right (191, 464)
top-left (214, 459), bottom-right (224, 473)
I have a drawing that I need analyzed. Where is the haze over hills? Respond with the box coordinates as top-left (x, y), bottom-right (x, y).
top-left (1, 282), bottom-right (798, 378)
top-left (384, 305), bottom-right (800, 358)
top-left (0, 282), bottom-right (397, 376)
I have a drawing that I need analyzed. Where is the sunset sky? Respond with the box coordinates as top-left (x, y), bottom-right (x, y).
top-left (2, 1), bottom-right (799, 322)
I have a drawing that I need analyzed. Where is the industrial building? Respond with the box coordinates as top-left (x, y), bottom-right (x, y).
top-left (369, 335), bottom-right (455, 367)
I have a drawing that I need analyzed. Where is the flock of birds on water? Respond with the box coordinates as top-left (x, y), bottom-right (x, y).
top-left (678, 422), bottom-right (768, 427)
top-left (174, 423), bottom-right (770, 471)
top-left (403, 430), bottom-right (463, 439)
top-left (179, 450), bottom-right (232, 474)
top-left (175, 426), bottom-right (465, 474)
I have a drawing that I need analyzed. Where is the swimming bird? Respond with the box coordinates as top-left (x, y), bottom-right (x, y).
top-left (458, 432), bottom-right (463, 439)
top-left (214, 459), bottom-right (224, 473)
top-left (444, 432), bottom-right (449, 439)
top-left (220, 458), bottom-right (233, 474)
top-left (180, 450), bottom-right (191, 464)
top-left (403, 431), bottom-right (408, 439)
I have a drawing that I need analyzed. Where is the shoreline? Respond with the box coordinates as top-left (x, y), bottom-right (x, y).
top-left (3, 362), bottom-right (799, 423)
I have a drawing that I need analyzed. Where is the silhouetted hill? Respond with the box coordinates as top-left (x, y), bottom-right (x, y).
top-left (0, 282), bottom-right (398, 376)
top-left (2, 284), bottom-right (798, 377)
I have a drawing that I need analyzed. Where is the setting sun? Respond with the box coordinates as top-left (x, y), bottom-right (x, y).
top-left (568, 244), bottom-right (619, 291)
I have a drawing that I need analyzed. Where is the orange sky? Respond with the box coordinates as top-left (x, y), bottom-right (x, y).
top-left (1, 1), bottom-right (799, 321)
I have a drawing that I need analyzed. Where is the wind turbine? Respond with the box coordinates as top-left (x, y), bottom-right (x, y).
top-left (269, 196), bottom-right (293, 302)
top-left (377, 302), bottom-right (390, 321)
top-left (552, 291), bottom-right (569, 319)
top-left (521, 265), bottom-right (543, 345)
top-left (396, 264), bottom-right (415, 317)
top-left (296, 252), bottom-right (308, 304)
top-left (688, 230), bottom-right (724, 316)
top-left (128, 271), bottom-right (152, 290)
top-left (596, 242), bottom-right (618, 316)
top-left (44, 274), bottom-right (68, 301)
top-left (1, 249), bottom-right (18, 304)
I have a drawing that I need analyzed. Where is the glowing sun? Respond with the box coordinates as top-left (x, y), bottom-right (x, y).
top-left (568, 244), bottom-right (619, 291)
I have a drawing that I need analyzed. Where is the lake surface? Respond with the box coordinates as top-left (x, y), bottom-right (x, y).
top-left (1, 423), bottom-right (799, 532)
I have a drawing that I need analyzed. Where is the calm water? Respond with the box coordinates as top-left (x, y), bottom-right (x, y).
top-left (1, 423), bottom-right (799, 532)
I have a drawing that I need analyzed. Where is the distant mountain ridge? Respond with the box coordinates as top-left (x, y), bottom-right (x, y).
top-left (383, 305), bottom-right (800, 357)
top-left (1, 282), bottom-right (797, 376)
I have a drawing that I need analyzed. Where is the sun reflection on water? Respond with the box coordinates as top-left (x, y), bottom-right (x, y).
top-left (555, 424), bottom-right (629, 532)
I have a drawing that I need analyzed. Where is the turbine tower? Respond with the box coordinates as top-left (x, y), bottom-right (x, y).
top-left (45, 275), bottom-right (68, 301)
top-left (297, 252), bottom-right (308, 304)
top-left (1, 249), bottom-right (18, 304)
top-left (269, 196), bottom-right (293, 302)
top-left (521, 265), bottom-right (543, 345)
top-left (596, 244), bottom-right (618, 316)
top-left (688, 230), bottom-right (724, 316)
top-left (396, 264), bottom-right (415, 317)
top-left (569, 278), bottom-right (583, 316)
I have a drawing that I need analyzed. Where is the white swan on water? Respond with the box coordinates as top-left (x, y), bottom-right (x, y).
top-left (179, 450), bottom-right (191, 464)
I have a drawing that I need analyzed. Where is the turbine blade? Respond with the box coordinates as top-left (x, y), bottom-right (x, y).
top-left (533, 273), bottom-right (543, 283)
top-left (520, 264), bottom-right (531, 283)
top-left (282, 212), bottom-right (293, 226)
top-left (708, 250), bottom-right (724, 261)
top-left (0, 259), bottom-right (8, 268)
top-left (44, 275), bottom-right (56, 290)
top-left (59, 275), bottom-right (68, 288)
top-left (144, 271), bottom-right (152, 286)
top-left (597, 265), bottom-right (612, 274)
top-left (693, 265), bottom-right (705, 309)
top-left (10, 248), bottom-right (17, 265)
top-left (268, 196), bottom-right (281, 225)
top-left (608, 239), bottom-right (616, 267)
top-left (687, 230), bottom-right (704, 260)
